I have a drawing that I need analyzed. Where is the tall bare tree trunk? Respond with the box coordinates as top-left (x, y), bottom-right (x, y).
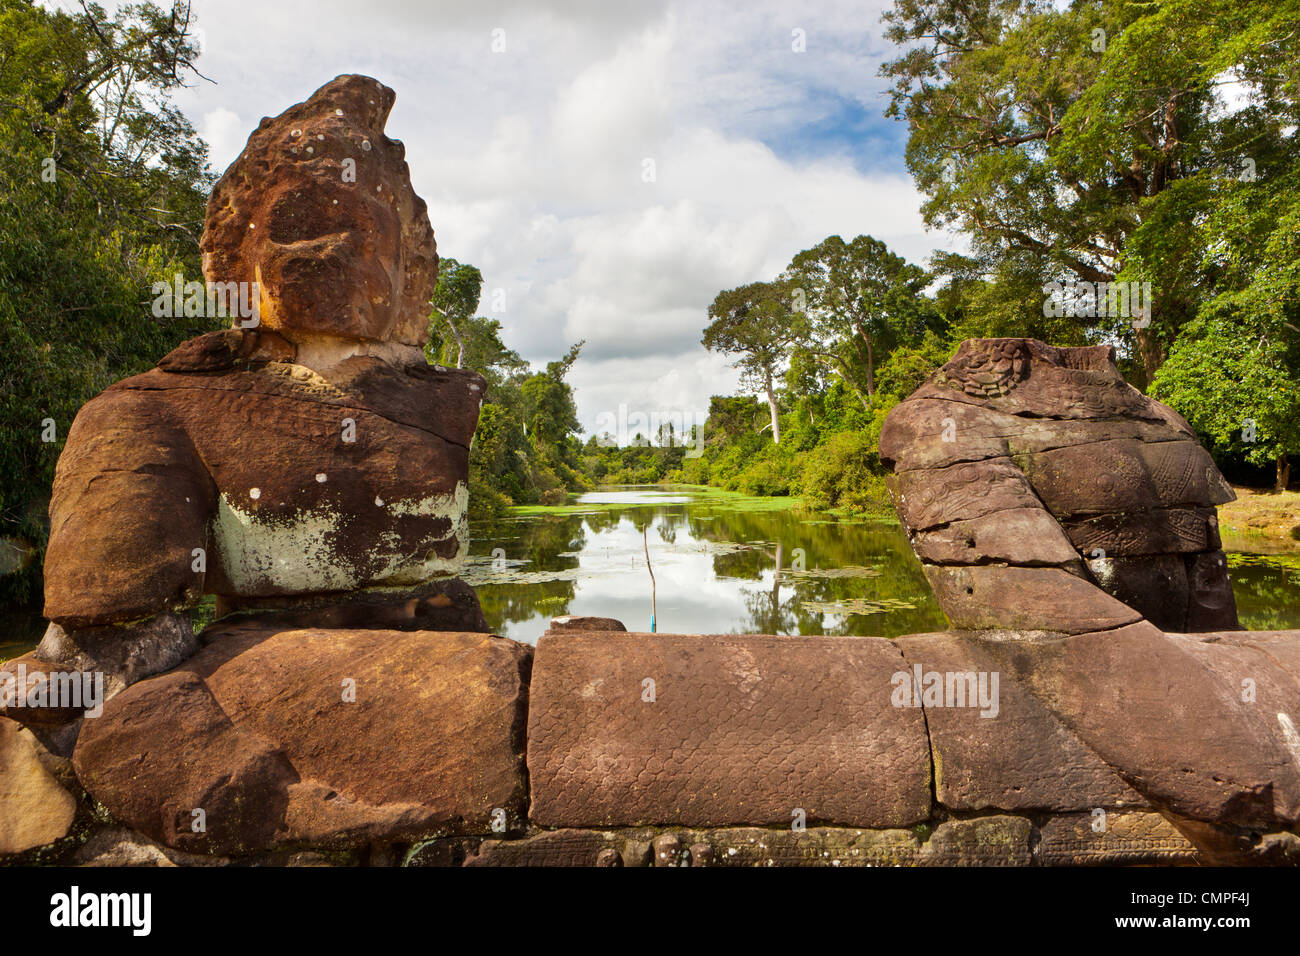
top-left (852, 322), bottom-right (877, 397)
top-left (1278, 453), bottom-right (1291, 493)
top-left (771, 540), bottom-right (783, 617)
top-left (446, 317), bottom-right (465, 368)
top-left (764, 368), bottom-right (781, 445)
top-left (836, 359), bottom-right (871, 410)
top-left (865, 334), bottom-right (875, 397)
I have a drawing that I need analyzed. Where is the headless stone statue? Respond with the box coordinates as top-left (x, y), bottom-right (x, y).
top-left (10, 75), bottom-right (486, 723)
top-left (880, 338), bottom-right (1240, 634)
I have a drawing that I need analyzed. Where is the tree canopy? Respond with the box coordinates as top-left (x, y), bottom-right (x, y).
top-left (881, 0), bottom-right (1300, 383)
top-left (703, 280), bottom-right (803, 443)
top-left (0, 0), bottom-right (215, 604)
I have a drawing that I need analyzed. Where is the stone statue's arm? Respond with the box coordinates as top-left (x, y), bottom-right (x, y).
top-left (20, 387), bottom-right (215, 714)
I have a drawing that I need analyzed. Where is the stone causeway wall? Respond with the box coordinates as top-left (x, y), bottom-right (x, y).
top-left (4, 615), bottom-right (1299, 867)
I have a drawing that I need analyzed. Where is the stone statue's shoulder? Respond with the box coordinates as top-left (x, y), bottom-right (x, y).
top-left (155, 329), bottom-right (295, 374)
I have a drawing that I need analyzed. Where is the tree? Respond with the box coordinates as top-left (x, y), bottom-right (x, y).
top-left (426, 310), bottom-right (526, 385)
top-left (703, 280), bottom-right (802, 444)
top-left (0, 0), bottom-right (215, 607)
top-left (880, 0), bottom-right (1300, 383)
top-left (786, 234), bottom-right (935, 403)
top-left (520, 341), bottom-right (583, 445)
top-left (1150, 146), bottom-right (1300, 491)
top-left (428, 257), bottom-right (483, 368)
top-left (1152, 313), bottom-right (1299, 491)
top-left (704, 395), bottom-right (762, 449)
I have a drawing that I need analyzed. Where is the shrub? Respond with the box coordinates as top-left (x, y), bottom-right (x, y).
top-left (680, 456), bottom-right (710, 485)
top-left (800, 431), bottom-right (888, 512)
top-left (737, 460), bottom-right (791, 496)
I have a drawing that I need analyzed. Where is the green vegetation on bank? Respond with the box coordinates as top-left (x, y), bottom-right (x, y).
top-left (508, 484), bottom-right (804, 517)
top-left (0, 1), bottom-right (217, 606)
top-left (1218, 488), bottom-right (1300, 549)
top-left (565, 0), bottom-right (1300, 510)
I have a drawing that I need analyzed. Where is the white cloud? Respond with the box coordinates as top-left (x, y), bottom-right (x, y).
top-left (198, 107), bottom-right (245, 172)
top-left (169, 0), bottom-right (959, 432)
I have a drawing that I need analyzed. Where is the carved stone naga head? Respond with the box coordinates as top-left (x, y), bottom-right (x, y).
top-left (880, 338), bottom-right (1239, 635)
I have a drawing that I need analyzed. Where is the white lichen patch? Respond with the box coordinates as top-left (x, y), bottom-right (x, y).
top-left (1279, 712), bottom-right (1300, 773)
top-left (387, 482), bottom-right (470, 552)
top-left (212, 480), bottom-right (469, 593)
top-left (372, 482), bottom-right (470, 584)
top-left (1087, 556), bottom-right (1116, 587)
top-left (214, 494), bottom-right (360, 593)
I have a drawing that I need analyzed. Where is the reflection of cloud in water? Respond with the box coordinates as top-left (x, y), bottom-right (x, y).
top-left (467, 488), bottom-right (950, 643)
top-left (473, 514), bottom-right (769, 640)
top-left (576, 490), bottom-right (693, 505)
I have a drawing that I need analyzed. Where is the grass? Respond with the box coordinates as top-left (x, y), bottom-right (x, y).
top-left (508, 483), bottom-right (805, 516)
top-left (664, 484), bottom-right (807, 512)
top-left (1218, 486), bottom-right (1300, 550)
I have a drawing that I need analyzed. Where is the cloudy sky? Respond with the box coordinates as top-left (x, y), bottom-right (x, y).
top-left (98, 0), bottom-right (966, 433)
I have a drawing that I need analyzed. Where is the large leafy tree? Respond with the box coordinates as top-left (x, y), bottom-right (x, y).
top-left (785, 234), bottom-right (936, 404)
top-left (521, 341), bottom-right (584, 445)
top-left (1152, 313), bottom-right (1299, 491)
top-left (517, 341), bottom-right (587, 504)
top-left (423, 257), bottom-right (591, 513)
top-left (703, 395), bottom-right (763, 450)
top-left (0, 0), bottom-right (215, 606)
top-left (1152, 150), bottom-right (1300, 491)
top-left (425, 273), bottom-right (528, 389)
top-left (703, 280), bottom-right (803, 444)
top-left (425, 280), bottom-right (534, 514)
top-left (881, 0), bottom-right (1300, 383)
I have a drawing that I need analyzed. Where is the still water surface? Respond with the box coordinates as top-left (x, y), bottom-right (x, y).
top-left (465, 486), bottom-right (1300, 642)
top-left (2, 485), bottom-right (1296, 657)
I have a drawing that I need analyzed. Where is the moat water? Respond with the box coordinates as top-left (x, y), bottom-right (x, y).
top-left (2, 485), bottom-right (1297, 658)
top-left (464, 486), bottom-right (1300, 643)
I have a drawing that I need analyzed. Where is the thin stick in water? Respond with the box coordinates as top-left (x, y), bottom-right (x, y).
top-left (643, 525), bottom-right (657, 633)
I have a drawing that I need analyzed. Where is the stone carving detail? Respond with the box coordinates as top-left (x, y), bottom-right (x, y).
top-left (527, 631), bottom-right (932, 828)
top-left (934, 338), bottom-right (1030, 397)
top-left (201, 75), bottom-right (437, 346)
top-left (881, 338), bottom-right (1240, 633)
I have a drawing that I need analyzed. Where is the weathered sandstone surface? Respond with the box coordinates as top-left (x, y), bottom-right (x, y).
top-left (880, 338), bottom-right (1238, 633)
top-left (71, 626), bottom-right (530, 855)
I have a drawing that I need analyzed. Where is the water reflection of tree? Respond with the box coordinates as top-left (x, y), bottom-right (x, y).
top-left (1228, 558), bottom-right (1300, 630)
top-left (738, 582), bottom-right (805, 634)
top-left (472, 498), bottom-right (953, 638)
top-left (657, 508), bottom-right (685, 545)
top-left (471, 513), bottom-right (588, 629)
top-left (470, 502), bottom-right (690, 632)
top-left (583, 510), bottom-right (621, 535)
top-left (690, 506), bottom-right (949, 636)
top-left (523, 516), bottom-right (587, 570)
